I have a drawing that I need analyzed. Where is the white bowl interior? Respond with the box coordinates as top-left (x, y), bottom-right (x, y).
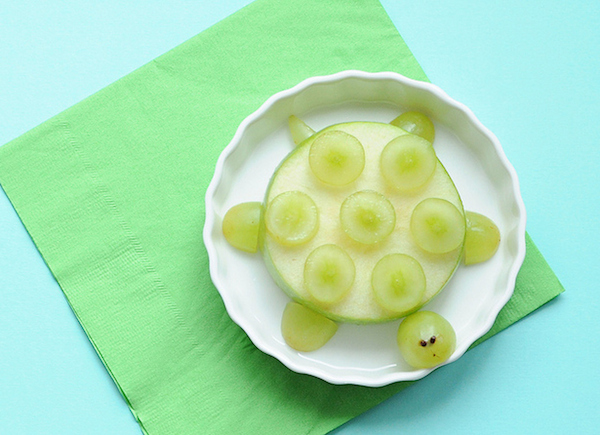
top-left (204, 71), bottom-right (526, 386)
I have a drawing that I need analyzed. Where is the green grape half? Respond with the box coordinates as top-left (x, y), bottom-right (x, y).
top-left (222, 202), bottom-right (262, 253)
top-left (397, 311), bottom-right (456, 369)
top-left (464, 211), bottom-right (501, 265)
top-left (410, 198), bottom-right (465, 254)
top-left (380, 135), bottom-right (437, 191)
top-left (265, 191), bottom-right (319, 246)
top-left (288, 115), bottom-right (315, 145)
top-left (390, 111), bottom-right (436, 143)
top-left (309, 130), bottom-right (365, 186)
top-left (371, 254), bottom-right (426, 313)
top-left (281, 301), bottom-right (338, 352)
top-left (304, 244), bottom-right (355, 304)
top-left (340, 190), bottom-right (396, 244)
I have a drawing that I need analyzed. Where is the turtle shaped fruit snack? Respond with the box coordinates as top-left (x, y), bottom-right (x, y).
top-left (221, 112), bottom-right (500, 369)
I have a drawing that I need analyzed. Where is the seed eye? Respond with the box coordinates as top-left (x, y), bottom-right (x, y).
top-left (430, 336), bottom-right (436, 344)
top-left (420, 340), bottom-right (427, 347)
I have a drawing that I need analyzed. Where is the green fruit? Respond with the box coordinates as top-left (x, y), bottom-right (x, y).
top-left (262, 122), bottom-right (465, 323)
top-left (265, 191), bottom-right (319, 246)
top-left (380, 134), bottom-right (437, 191)
top-left (222, 202), bottom-right (262, 253)
top-left (397, 311), bottom-right (456, 369)
top-left (340, 190), bottom-right (396, 244)
top-left (371, 254), bottom-right (426, 313)
top-left (304, 244), bottom-right (355, 304)
top-left (281, 302), bottom-right (338, 352)
top-left (410, 198), bottom-right (466, 254)
top-left (464, 211), bottom-right (501, 265)
top-left (390, 111), bottom-right (436, 143)
top-left (309, 130), bottom-right (365, 186)
top-left (288, 115), bottom-right (315, 145)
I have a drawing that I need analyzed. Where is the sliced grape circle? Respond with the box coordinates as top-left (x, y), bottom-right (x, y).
top-left (309, 130), bottom-right (365, 186)
top-left (410, 198), bottom-right (465, 254)
top-left (397, 311), bottom-right (456, 369)
top-left (390, 111), bottom-right (436, 143)
top-left (464, 211), bottom-right (501, 265)
top-left (340, 190), bottom-right (396, 244)
top-left (371, 254), bottom-right (426, 313)
top-left (380, 135), bottom-right (437, 191)
top-left (265, 191), bottom-right (319, 246)
top-left (281, 302), bottom-right (338, 352)
top-left (222, 201), bottom-right (262, 253)
top-left (304, 244), bottom-right (355, 304)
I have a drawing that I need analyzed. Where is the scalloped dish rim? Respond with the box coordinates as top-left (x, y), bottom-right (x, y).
top-left (203, 70), bottom-right (527, 386)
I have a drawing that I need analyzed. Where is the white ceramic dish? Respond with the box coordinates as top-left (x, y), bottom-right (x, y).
top-left (203, 71), bottom-right (526, 386)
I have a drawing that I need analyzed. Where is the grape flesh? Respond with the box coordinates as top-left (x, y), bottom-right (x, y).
top-left (304, 244), bottom-right (355, 304)
top-left (371, 254), bottom-right (426, 313)
top-left (340, 190), bottom-right (396, 244)
top-left (288, 115), bottom-right (315, 145)
top-left (380, 135), bottom-right (437, 191)
top-left (464, 211), bottom-right (501, 265)
top-left (309, 130), bottom-right (365, 186)
top-left (397, 311), bottom-right (456, 369)
top-left (222, 202), bottom-right (262, 253)
top-left (265, 191), bottom-right (319, 246)
top-left (410, 198), bottom-right (465, 254)
top-left (281, 302), bottom-right (338, 352)
top-left (390, 111), bottom-right (435, 143)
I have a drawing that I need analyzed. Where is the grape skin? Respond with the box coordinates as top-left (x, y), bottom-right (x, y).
top-left (281, 302), bottom-right (338, 352)
top-left (222, 202), bottom-right (262, 253)
top-left (464, 211), bottom-right (501, 265)
top-left (288, 115), bottom-right (315, 145)
top-left (397, 311), bottom-right (456, 369)
top-left (390, 111), bottom-right (436, 143)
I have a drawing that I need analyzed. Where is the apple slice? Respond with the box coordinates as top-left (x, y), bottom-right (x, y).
top-left (262, 121), bottom-right (465, 323)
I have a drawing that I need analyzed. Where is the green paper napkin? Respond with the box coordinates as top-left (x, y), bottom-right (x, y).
top-left (0, 0), bottom-right (563, 434)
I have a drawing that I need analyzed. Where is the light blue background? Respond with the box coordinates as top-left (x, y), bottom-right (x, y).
top-left (1, 1), bottom-right (598, 434)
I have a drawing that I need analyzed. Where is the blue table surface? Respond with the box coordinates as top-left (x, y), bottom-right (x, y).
top-left (1, 1), bottom-right (598, 434)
